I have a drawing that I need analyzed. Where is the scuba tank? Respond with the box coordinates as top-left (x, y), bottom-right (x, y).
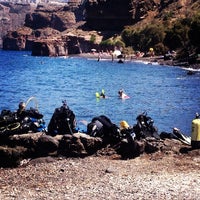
top-left (191, 113), bottom-right (200, 149)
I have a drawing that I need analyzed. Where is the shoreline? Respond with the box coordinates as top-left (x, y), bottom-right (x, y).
top-left (73, 52), bottom-right (200, 70)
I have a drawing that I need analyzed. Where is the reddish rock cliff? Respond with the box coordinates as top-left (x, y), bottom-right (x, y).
top-left (2, 0), bottom-right (199, 56)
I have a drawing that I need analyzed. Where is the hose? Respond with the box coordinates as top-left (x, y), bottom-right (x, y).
top-left (25, 96), bottom-right (38, 110)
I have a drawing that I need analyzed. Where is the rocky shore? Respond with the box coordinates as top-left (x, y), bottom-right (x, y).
top-left (0, 128), bottom-right (200, 199)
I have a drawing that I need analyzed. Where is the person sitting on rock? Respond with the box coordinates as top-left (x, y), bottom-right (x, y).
top-left (17, 102), bottom-right (26, 120)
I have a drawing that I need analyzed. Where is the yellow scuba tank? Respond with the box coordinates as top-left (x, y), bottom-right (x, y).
top-left (120, 120), bottom-right (129, 130)
top-left (191, 114), bottom-right (200, 149)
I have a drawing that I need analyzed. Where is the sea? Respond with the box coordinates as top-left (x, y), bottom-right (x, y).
top-left (0, 50), bottom-right (200, 136)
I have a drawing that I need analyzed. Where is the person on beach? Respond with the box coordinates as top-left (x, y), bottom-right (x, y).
top-left (16, 102), bottom-right (27, 120)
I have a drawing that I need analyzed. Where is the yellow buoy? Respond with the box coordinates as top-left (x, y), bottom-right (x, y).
top-left (191, 118), bottom-right (200, 149)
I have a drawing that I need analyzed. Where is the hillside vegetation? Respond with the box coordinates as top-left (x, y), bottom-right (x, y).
top-left (90, 0), bottom-right (200, 62)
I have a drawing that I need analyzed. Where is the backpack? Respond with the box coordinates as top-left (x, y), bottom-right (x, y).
top-left (0, 110), bottom-right (17, 127)
top-left (133, 112), bottom-right (160, 139)
top-left (87, 115), bottom-right (121, 143)
top-left (48, 105), bottom-right (76, 136)
top-left (0, 108), bottom-right (46, 136)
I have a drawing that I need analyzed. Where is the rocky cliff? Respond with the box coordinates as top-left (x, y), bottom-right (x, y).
top-left (1, 0), bottom-right (200, 56)
top-left (2, 2), bottom-right (104, 56)
top-left (85, 0), bottom-right (159, 30)
top-left (0, 2), bottom-right (34, 48)
top-left (85, 0), bottom-right (134, 30)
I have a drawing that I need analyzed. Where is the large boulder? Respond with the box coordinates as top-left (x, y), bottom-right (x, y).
top-left (8, 132), bottom-right (44, 148)
top-left (0, 145), bottom-right (28, 168)
top-left (116, 137), bottom-right (191, 159)
top-left (0, 132), bottom-right (103, 168)
top-left (58, 132), bottom-right (103, 157)
top-left (31, 38), bottom-right (68, 56)
top-left (35, 134), bottom-right (59, 157)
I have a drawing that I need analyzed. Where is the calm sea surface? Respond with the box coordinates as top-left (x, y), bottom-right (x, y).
top-left (0, 50), bottom-right (200, 135)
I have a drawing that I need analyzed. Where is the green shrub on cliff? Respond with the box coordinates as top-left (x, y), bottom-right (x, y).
top-left (188, 14), bottom-right (200, 51)
top-left (100, 37), bottom-right (125, 50)
top-left (121, 24), bottom-right (165, 54)
top-left (121, 13), bottom-right (200, 56)
top-left (90, 34), bottom-right (96, 43)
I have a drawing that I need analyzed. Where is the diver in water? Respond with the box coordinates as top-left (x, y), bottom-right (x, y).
top-left (100, 89), bottom-right (106, 98)
top-left (118, 89), bottom-right (126, 99)
top-left (96, 89), bottom-right (106, 99)
top-left (118, 89), bottom-right (130, 99)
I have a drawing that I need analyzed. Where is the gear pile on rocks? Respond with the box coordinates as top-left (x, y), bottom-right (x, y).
top-left (0, 100), bottom-right (197, 168)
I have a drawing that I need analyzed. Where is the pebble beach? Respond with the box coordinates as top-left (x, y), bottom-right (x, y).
top-left (0, 150), bottom-right (200, 200)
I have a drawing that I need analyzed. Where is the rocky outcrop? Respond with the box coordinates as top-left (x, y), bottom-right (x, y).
top-left (2, 3), bottom-right (78, 52)
top-left (30, 31), bottom-right (101, 56)
top-left (0, 130), bottom-right (194, 168)
top-left (0, 2), bottom-right (34, 48)
top-left (3, 24), bottom-right (102, 55)
top-left (131, 0), bottom-right (157, 22)
top-left (0, 132), bottom-right (103, 168)
top-left (24, 5), bottom-right (76, 31)
top-left (3, 26), bottom-right (33, 50)
top-left (31, 37), bottom-right (68, 56)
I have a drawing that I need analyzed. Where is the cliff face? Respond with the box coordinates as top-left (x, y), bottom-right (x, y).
top-left (85, 0), bottom-right (134, 30)
top-left (2, 0), bottom-right (200, 56)
top-left (85, 0), bottom-right (199, 30)
top-left (0, 2), bottom-right (33, 48)
top-left (2, 2), bottom-right (102, 56)
top-left (24, 5), bottom-right (76, 31)
top-left (2, 4), bottom-right (77, 53)
top-left (85, 0), bottom-right (159, 30)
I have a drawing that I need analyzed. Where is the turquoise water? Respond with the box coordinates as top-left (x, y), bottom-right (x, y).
top-left (0, 50), bottom-right (200, 135)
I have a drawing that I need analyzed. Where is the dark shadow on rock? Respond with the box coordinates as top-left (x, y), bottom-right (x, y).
top-left (0, 146), bottom-right (28, 168)
top-left (180, 147), bottom-right (192, 154)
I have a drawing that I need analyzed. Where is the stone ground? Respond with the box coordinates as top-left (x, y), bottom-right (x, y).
top-left (0, 149), bottom-right (200, 200)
